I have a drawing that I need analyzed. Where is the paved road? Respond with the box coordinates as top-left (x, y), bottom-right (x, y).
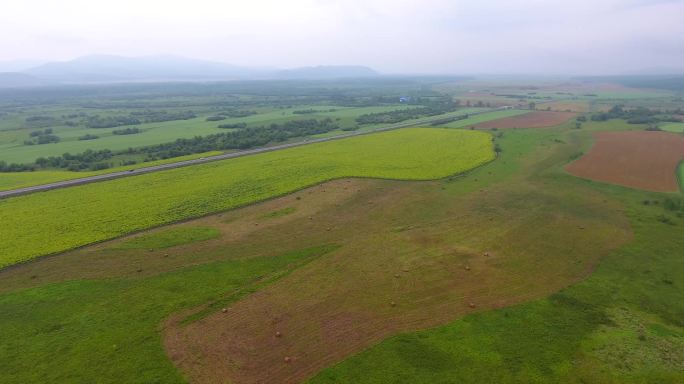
top-left (0, 108), bottom-right (503, 199)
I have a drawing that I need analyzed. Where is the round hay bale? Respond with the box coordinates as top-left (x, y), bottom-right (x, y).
top-left (284, 356), bottom-right (292, 363)
top-left (465, 265), bottom-right (471, 271)
top-left (222, 308), bottom-right (228, 313)
top-left (468, 302), bottom-right (476, 308)
top-left (390, 301), bottom-right (396, 307)
top-left (275, 331), bottom-right (282, 338)
top-left (394, 274), bottom-right (400, 278)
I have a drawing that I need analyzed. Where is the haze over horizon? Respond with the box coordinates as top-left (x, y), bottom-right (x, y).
top-left (2, 0), bottom-right (684, 75)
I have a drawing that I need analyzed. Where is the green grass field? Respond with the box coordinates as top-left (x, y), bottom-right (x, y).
top-left (0, 128), bottom-right (494, 268)
top-left (661, 122), bottom-right (684, 133)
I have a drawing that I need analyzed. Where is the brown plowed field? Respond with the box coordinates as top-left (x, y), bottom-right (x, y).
top-left (474, 111), bottom-right (576, 129)
top-left (566, 131), bottom-right (684, 192)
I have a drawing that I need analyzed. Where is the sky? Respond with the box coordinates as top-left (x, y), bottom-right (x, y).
top-left (1, 0), bottom-right (683, 75)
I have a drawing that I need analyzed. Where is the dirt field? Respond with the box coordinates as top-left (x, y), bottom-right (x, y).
top-left (474, 111), bottom-right (576, 129)
top-left (566, 131), bottom-right (684, 192)
top-left (160, 177), bottom-right (628, 383)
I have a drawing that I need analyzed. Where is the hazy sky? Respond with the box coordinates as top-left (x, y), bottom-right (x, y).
top-left (2, 0), bottom-right (683, 74)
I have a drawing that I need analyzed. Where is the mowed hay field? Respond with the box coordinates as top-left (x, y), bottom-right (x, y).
top-left (165, 175), bottom-right (630, 383)
top-left (566, 131), bottom-right (684, 192)
top-left (0, 128), bottom-right (494, 268)
top-left (474, 111), bottom-right (577, 129)
top-left (0, 126), bottom-right (635, 383)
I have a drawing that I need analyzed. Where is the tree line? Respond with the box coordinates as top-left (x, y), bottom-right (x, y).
top-left (356, 101), bottom-right (459, 125)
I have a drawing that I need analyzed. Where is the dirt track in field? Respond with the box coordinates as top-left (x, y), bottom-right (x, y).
top-left (474, 111), bottom-right (576, 129)
top-left (566, 131), bottom-right (684, 192)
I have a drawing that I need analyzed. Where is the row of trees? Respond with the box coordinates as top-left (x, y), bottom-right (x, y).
top-left (112, 127), bottom-right (141, 135)
top-left (140, 118), bottom-right (339, 161)
top-left (24, 128), bottom-right (60, 145)
top-left (86, 110), bottom-right (196, 128)
top-left (356, 102), bottom-right (459, 125)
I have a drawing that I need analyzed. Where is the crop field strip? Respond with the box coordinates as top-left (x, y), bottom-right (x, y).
top-left (0, 128), bottom-right (494, 268)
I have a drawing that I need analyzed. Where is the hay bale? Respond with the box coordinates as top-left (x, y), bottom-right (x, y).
top-left (465, 265), bottom-right (471, 271)
top-left (221, 308), bottom-right (228, 313)
top-left (390, 301), bottom-right (396, 307)
top-left (275, 331), bottom-right (282, 338)
top-left (468, 302), bottom-right (476, 308)
top-left (394, 274), bottom-right (400, 278)
top-left (284, 356), bottom-right (292, 363)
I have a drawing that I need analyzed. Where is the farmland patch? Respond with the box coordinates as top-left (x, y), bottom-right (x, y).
top-left (474, 111), bottom-right (577, 129)
top-left (566, 131), bottom-right (684, 192)
top-left (0, 128), bottom-right (494, 268)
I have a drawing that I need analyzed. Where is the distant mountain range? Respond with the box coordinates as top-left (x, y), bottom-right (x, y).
top-left (0, 55), bottom-right (380, 88)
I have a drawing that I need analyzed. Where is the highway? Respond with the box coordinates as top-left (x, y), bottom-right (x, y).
top-left (0, 108), bottom-right (502, 199)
